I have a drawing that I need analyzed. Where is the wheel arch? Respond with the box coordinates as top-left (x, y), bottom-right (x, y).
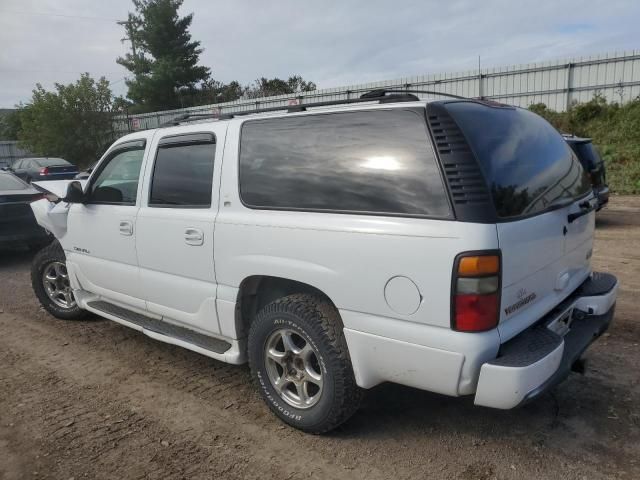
top-left (234, 275), bottom-right (340, 339)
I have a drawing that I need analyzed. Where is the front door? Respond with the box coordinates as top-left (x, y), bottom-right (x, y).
top-left (65, 141), bottom-right (149, 310)
top-left (136, 128), bottom-right (226, 334)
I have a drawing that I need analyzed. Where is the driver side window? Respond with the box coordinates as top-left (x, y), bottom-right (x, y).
top-left (88, 149), bottom-right (145, 205)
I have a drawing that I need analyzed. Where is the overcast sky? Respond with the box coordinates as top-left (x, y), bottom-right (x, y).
top-left (1, 0), bottom-right (639, 108)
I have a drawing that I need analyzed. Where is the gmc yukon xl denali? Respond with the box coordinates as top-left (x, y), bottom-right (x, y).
top-left (29, 90), bottom-right (618, 433)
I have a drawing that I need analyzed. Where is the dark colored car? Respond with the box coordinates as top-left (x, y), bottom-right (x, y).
top-left (0, 170), bottom-right (51, 249)
top-left (9, 157), bottom-right (78, 183)
top-left (564, 135), bottom-right (609, 210)
top-left (74, 161), bottom-right (97, 180)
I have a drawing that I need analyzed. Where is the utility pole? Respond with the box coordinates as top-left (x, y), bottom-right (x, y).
top-left (478, 55), bottom-right (483, 99)
top-left (117, 14), bottom-right (138, 57)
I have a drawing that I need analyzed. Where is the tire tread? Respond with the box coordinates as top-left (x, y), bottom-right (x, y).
top-left (248, 293), bottom-right (363, 434)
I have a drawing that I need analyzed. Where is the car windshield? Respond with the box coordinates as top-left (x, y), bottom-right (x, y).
top-left (36, 158), bottom-right (70, 167)
top-left (0, 173), bottom-right (28, 190)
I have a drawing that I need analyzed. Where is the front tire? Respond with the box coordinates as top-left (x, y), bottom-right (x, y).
top-left (248, 294), bottom-right (363, 433)
top-left (31, 241), bottom-right (87, 320)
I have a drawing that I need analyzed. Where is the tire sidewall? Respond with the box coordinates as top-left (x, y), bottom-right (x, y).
top-left (250, 309), bottom-right (337, 431)
top-left (31, 244), bottom-right (85, 320)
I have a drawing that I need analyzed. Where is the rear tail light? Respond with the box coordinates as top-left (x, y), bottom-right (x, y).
top-left (39, 167), bottom-right (49, 176)
top-left (452, 252), bottom-right (501, 332)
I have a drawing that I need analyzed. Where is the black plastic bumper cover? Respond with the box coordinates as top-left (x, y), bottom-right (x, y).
top-left (519, 304), bottom-right (614, 406)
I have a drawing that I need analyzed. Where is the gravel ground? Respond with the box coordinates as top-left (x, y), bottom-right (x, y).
top-left (0, 196), bottom-right (639, 480)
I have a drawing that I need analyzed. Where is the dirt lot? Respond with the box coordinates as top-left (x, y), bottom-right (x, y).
top-left (1, 197), bottom-right (639, 480)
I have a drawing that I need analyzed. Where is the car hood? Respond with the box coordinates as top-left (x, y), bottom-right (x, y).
top-left (31, 179), bottom-right (87, 199)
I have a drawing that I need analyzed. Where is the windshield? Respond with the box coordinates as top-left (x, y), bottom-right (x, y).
top-left (0, 173), bottom-right (28, 191)
top-left (444, 102), bottom-right (592, 218)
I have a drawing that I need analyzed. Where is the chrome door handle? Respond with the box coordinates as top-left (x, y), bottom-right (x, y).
top-left (184, 228), bottom-right (204, 246)
top-left (119, 220), bottom-right (133, 236)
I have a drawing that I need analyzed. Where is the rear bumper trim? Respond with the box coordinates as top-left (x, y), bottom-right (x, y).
top-left (474, 272), bottom-right (617, 409)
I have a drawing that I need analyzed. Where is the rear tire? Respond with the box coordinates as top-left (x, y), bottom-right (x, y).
top-left (248, 294), bottom-right (363, 433)
top-left (31, 241), bottom-right (87, 320)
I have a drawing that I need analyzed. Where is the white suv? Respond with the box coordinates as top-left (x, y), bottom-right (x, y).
top-left (30, 90), bottom-right (618, 433)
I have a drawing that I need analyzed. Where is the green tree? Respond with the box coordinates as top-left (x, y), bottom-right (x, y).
top-left (245, 75), bottom-right (317, 98)
top-left (117, 0), bottom-right (210, 112)
top-left (200, 80), bottom-right (245, 103)
top-left (0, 109), bottom-right (23, 140)
top-left (17, 74), bottom-right (114, 167)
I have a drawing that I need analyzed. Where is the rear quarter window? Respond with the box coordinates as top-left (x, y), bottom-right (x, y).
top-left (444, 102), bottom-right (592, 218)
top-left (239, 109), bottom-right (451, 217)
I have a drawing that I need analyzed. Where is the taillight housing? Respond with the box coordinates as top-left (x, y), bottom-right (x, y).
top-left (451, 251), bottom-right (501, 332)
top-left (39, 167), bottom-right (49, 176)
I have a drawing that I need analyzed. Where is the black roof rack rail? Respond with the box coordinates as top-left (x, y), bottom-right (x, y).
top-left (160, 89), bottom-right (468, 127)
top-left (360, 88), bottom-right (468, 100)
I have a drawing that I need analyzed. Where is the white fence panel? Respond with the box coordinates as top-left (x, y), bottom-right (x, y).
top-left (114, 50), bottom-right (640, 134)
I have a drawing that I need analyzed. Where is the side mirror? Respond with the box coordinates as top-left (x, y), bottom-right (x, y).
top-left (64, 181), bottom-right (86, 203)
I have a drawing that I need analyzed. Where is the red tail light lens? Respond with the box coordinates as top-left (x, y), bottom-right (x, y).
top-left (454, 293), bottom-right (499, 331)
top-left (39, 167), bottom-right (49, 176)
top-left (452, 252), bottom-right (501, 332)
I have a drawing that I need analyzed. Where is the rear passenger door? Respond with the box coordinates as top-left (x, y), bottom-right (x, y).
top-left (136, 127), bottom-right (227, 334)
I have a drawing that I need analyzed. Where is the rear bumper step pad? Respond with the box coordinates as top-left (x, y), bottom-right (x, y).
top-left (474, 272), bottom-right (617, 409)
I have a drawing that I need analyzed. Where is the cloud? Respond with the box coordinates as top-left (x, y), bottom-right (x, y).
top-left (1, 0), bottom-right (638, 108)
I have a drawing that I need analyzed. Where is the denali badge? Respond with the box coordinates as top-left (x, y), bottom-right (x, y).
top-left (504, 289), bottom-right (537, 316)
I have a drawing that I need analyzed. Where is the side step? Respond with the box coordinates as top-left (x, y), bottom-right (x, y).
top-left (87, 300), bottom-right (232, 354)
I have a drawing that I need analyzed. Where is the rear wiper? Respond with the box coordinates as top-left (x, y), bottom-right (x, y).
top-left (568, 200), bottom-right (596, 223)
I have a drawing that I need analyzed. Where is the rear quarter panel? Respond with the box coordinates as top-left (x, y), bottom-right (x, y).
top-left (214, 121), bottom-right (499, 330)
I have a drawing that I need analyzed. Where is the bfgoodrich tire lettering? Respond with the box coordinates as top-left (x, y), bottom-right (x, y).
top-left (248, 294), bottom-right (363, 433)
top-left (31, 241), bottom-right (87, 321)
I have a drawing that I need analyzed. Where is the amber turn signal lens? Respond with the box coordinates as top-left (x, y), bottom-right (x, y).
top-left (458, 255), bottom-right (500, 276)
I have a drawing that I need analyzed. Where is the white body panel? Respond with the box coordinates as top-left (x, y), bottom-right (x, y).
top-left (497, 199), bottom-right (595, 342)
top-left (134, 123), bottom-right (228, 334)
top-left (474, 283), bottom-right (617, 409)
top-left (66, 203), bottom-right (145, 310)
top-left (215, 119), bottom-right (498, 333)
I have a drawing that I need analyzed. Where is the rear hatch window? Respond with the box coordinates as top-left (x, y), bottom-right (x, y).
top-left (444, 102), bottom-right (592, 218)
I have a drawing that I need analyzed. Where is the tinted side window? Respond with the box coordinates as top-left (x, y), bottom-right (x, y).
top-left (149, 141), bottom-right (215, 207)
top-left (444, 102), bottom-right (592, 218)
top-left (239, 109), bottom-right (450, 217)
top-left (89, 149), bottom-right (145, 205)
